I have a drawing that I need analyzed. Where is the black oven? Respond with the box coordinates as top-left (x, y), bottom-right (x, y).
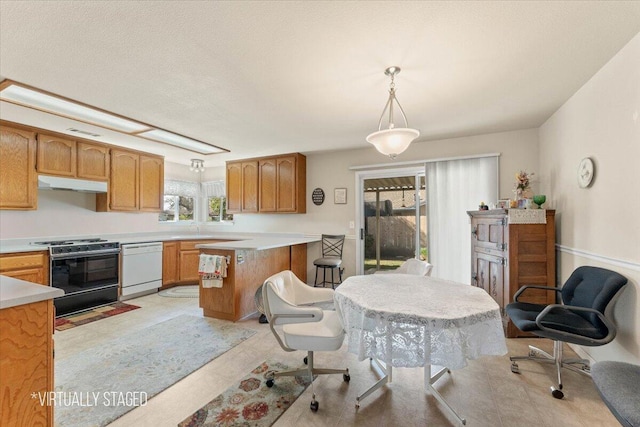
top-left (50, 242), bottom-right (120, 316)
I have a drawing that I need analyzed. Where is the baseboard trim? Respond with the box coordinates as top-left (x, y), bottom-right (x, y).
top-left (556, 244), bottom-right (640, 272)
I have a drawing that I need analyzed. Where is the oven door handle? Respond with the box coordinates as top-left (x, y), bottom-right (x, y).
top-left (50, 249), bottom-right (121, 260)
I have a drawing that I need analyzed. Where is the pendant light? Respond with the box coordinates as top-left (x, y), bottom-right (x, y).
top-left (190, 159), bottom-right (205, 172)
top-left (366, 67), bottom-right (420, 159)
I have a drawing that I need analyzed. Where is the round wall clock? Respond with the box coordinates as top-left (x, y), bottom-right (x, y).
top-left (577, 157), bottom-right (595, 188)
top-left (312, 188), bottom-right (325, 205)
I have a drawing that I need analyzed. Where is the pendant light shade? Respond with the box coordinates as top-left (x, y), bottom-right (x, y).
top-left (367, 67), bottom-right (420, 159)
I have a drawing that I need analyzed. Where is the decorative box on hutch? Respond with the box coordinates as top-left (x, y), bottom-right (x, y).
top-left (467, 209), bottom-right (556, 338)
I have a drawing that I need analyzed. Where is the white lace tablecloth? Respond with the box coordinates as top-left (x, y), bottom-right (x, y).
top-left (334, 274), bottom-right (507, 370)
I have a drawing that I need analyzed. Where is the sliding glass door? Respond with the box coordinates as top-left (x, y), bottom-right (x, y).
top-left (356, 168), bottom-right (426, 275)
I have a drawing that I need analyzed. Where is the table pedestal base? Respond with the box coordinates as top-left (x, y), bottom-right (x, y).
top-left (356, 361), bottom-right (467, 425)
top-left (356, 358), bottom-right (391, 408)
top-left (427, 365), bottom-right (466, 425)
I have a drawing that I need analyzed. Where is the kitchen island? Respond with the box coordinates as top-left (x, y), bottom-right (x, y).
top-left (0, 276), bottom-right (64, 427)
top-left (196, 236), bottom-right (319, 321)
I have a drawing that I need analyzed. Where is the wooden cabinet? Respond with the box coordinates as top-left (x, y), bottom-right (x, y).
top-left (139, 155), bottom-right (164, 211)
top-left (0, 252), bottom-right (49, 285)
top-left (97, 149), bottom-right (163, 212)
top-left (0, 124), bottom-right (37, 210)
top-left (468, 209), bottom-right (556, 338)
top-left (162, 242), bottom-right (179, 286)
top-left (0, 300), bottom-right (55, 427)
top-left (37, 135), bottom-right (110, 181)
top-left (226, 161), bottom-right (258, 213)
top-left (36, 133), bottom-right (77, 177)
top-left (163, 240), bottom-right (231, 285)
top-left (77, 141), bottom-right (109, 180)
top-left (228, 153), bottom-right (306, 214)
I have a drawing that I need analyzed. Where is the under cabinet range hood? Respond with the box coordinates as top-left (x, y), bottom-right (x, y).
top-left (37, 175), bottom-right (108, 193)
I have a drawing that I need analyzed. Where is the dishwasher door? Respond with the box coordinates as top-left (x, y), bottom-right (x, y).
top-left (121, 242), bottom-right (163, 298)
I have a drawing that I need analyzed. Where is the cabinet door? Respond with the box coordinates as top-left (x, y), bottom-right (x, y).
top-left (473, 216), bottom-right (506, 255)
top-left (77, 141), bottom-right (109, 180)
top-left (0, 300), bottom-right (54, 427)
top-left (139, 155), bottom-right (163, 212)
top-left (109, 149), bottom-right (139, 211)
top-left (178, 249), bottom-right (201, 283)
top-left (276, 156), bottom-right (296, 212)
top-left (0, 125), bottom-right (37, 210)
top-left (162, 242), bottom-right (179, 286)
top-left (0, 268), bottom-right (45, 284)
top-left (36, 133), bottom-right (76, 177)
top-left (472, 251), bottom-right (505, 308)
top-left (226, 162), bottom-right (242, 213)
top-left (241, 161), bottom-right (258, 212)
top-left (258, 158), bottom-right (276, 212)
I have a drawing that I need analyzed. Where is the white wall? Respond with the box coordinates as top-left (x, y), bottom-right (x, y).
top-left (539, 33), bottom-right (640, 364)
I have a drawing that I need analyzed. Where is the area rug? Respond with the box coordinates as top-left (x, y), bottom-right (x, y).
top-left (158, 285), bottom-right (200, 298)
top-left (179, 360), bottom-right (311, 427)
top-left (55, 314), bottom-right (256, 427)
top-left (54, 302), bottom-right (140, 331)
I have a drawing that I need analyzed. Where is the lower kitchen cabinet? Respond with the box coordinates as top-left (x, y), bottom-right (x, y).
top-left (0, 252), bottom-right (49, 285)
top-left (0, 300), bottom-right (55, 427)
top-left (162, 240), bottom-right (230, 286)
top-left (162, 242), bottom-right (179, 286)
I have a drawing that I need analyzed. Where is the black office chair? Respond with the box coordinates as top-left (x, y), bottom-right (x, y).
top-left (313, 234), bottom-right (345, 289)
top-left (506, 266), bottom-right (628, 399)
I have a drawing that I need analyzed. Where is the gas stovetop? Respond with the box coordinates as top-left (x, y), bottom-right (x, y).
top-left (31, 238), bottom-right (109, 246)
top-left (31, 238), bottom-right (120, 257)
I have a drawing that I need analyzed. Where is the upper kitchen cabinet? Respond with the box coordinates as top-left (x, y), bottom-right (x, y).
top-left (37, 134), bottom-right (110, 181)
top-left (139, 154), bottom-right (164, 211)
top-left (0, 124), bottom-right (37, 210)
top-left (36, 133), bottom-right (77, 177)
top-left (77, 141), bottom-right (110, 181)
top-left (226, 160), bottom-right (258, 213)
top-left (228, 153), bottom-right (306, 214)
top-left (96, 148), bottom-right (164, 212)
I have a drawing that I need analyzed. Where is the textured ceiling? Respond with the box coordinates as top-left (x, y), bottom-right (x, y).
top-left (1, 1), bottom-right (639, 167)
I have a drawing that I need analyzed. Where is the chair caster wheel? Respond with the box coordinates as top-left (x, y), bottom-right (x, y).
top-left (511, 363), bottom-right (520, 374)
top-left (310, 400), bottom-right (319, 412)
top-left (343, 373), bottom-right (351, 382)
top-left (266, 379), bottom-right (274, 388)
top-left (304, 356), bottom-right (308, 365)
top-left (551, 387), bottom-right (564, 399)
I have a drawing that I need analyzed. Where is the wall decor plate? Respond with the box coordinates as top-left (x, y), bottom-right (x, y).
top-left (312, 188), bottom-right (325, 205)
top-left (578, 157), bottom-right (595, 188)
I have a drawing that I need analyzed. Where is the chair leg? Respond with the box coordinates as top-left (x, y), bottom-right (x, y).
top-left (509, 340), bottom-right (590, 399)
top-left (331, 268), bottom-right (335, 289)
top-left (314, 267), bottom-right (319, 287)
top-left (266, 351), bottom-right (350, 412)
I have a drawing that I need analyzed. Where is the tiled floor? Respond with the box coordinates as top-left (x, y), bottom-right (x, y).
top-left (54, 293), bottom-right (619, 427)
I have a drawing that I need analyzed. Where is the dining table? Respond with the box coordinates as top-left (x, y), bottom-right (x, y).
top-left (334, 273), bottom-right (507, 425)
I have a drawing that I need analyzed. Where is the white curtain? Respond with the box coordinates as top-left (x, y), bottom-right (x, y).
top-left (164, 180), bottom-right (199, 198)
top-left (201, 181), bottom-right (225, 198)
top-left (426, 156), bottom-right (498, 284)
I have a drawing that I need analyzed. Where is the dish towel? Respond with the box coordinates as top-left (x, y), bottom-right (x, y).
top-left (198, 254), bottom-right (228, 288)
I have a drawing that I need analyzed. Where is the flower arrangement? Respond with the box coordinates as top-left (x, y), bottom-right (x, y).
top-left (514, 170), bottom-right (534, 198)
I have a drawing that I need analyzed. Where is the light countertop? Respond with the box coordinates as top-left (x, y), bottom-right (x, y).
top-left (196, 236), bottom-right (320, 251)
top-left (0, 275), bottom-right (64, 310)
top-left (0, 232), bottom-right (320, 254)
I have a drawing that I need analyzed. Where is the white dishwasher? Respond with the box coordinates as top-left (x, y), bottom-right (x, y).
top-left (121, 242), bottom-right (163, 299)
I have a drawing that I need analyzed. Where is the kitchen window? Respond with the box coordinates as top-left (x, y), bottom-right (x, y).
top-left (159, 180), bottom-right (199, 223)
top-left (202, 181), bottom-right (233, 223)
top-left (206, 196), bottom-right (233, 222)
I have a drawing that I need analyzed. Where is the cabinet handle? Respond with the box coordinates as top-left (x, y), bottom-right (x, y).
top-left (471, 227), bottom-right (478, 238)
top-left (472, 274), bottom-right (478, 285)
